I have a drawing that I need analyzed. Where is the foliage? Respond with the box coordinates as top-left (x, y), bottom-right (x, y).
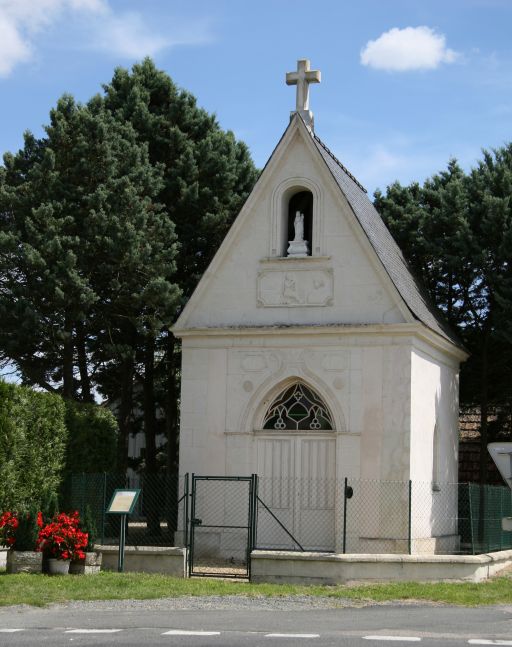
top-left (375, 146), bottom-right (512, 480)
top-left (0, 58), bottom-right (257, 497)
top-left (79, 505), bottom-right (97, 552)
top-left (64, 401), bottom-right (118, 475)
top-left (40, 492), bottom-right (59, 525)
top-left (0, 381), bottom-right (67, 511)
top-left (13, 508), bottom-right (43, 552)
top-left (36, 511), bottom-right (87, 561)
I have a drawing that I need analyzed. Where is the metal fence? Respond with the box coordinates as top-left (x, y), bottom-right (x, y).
top-left (61, 474), bottom-right (512, 556)
top-left (61, 473), bottom-right (188, 547)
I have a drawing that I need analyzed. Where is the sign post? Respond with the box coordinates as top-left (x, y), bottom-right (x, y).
top-left (106, 489), bottom-right (141, 572)
top-left (488, 443), bottom-right (512, 531)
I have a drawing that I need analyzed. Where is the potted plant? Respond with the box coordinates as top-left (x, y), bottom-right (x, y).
top-left (2, 507), bottom-right (43, 574)
top-left (69, 506), bottom-right (102, 575)
top-left (36, 511), bottom-right (88, 575)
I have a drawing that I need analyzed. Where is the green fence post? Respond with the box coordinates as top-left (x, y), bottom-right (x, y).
top-left (342, 477), bottom-right (348, 554)
top-left (408, 480), bottom-right (412, 555)
top-left (469, 483), bottom-right (476, 555)
top-left (101, 472), bottom-right (107, 545)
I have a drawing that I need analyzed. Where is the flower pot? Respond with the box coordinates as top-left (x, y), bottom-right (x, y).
top-left (69, 551), bottom-right (102, 575)
top-left (47, 558), bottom-right (70, 575)
top-left (6, 550), bottom-right (43, 574)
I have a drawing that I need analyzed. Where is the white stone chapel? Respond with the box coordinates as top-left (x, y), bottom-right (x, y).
top-left (173, 61), bottom-right (468, 554)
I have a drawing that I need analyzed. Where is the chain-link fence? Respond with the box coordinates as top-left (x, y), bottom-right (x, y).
top-left (60, 474), bottom-right (512, 556)
top-left (61, 473), bottom-right (188, 547)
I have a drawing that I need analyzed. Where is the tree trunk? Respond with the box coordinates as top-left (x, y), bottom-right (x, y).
top-left (62, 312), bottom-right (74, 399)
top-left (164, 331), bottom-right (180, 539)
top-left (479, 323), bottom-right (491, 485)
top-left (144, 335), bottom-right (158, 474)
top-left (477, 320), bottom-right (491, 550)
top-left (143, 334), bottom-right (160, 537)
top-left (117, 354), bottom-right (134, 474)
top-left (76, 321), bottom-right (93, 403)
top-left (165, 332), bottom-right (179, 476)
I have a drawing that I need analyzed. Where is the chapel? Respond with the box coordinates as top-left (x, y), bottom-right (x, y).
top-left (172, 60), bottom-right (467, 554)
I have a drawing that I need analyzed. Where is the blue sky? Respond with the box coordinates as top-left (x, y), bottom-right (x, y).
top-left (0, 0), bottom-right (511, 196)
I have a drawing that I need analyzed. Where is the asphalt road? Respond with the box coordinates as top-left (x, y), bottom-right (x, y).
top-left (0, 598), bottom-right (511, 647)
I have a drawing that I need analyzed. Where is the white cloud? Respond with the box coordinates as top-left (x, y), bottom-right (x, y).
top-left (360, 26), bottom-right (459, 72)
top-left (0, 14), bottom-right (31, 77)
top-left (92, 11), bottom-right (212, 59)
top-left (0, 0), bottom-right (212, 78)
top-left (0, 0), bottom-right (107, 77)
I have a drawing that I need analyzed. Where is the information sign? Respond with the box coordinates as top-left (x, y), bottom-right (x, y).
top-left (107, 489), bottom-right (140, 515)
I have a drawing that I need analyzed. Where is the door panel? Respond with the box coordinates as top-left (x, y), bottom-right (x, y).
top-left (256, 435), bottom-right (335, 551)
top-left (298, 438), bottom-right (336, 550)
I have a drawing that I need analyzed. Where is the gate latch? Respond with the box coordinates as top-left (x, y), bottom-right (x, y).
top-left (191, 518), bottom-right (202, 526)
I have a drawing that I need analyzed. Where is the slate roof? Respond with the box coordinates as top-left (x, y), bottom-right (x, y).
top-left (307, 120), bottom-right (462, 348)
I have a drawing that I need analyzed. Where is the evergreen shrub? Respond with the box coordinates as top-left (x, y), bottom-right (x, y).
top-left (0, 380), bottom-right (67, 512)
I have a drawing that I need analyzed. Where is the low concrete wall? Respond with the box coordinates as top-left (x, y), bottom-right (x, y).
top-left (97, 546), bottom-right (187, 577)
top-left (251, 549), bottom-right (512, 585)
top-left (0, 548), bottom-right (6, 569)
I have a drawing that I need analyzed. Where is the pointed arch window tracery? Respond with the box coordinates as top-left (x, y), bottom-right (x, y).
top-left (263, 382), bottom-right (333, 431)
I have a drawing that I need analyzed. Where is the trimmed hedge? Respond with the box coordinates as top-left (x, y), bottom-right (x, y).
top-left (0, 380), bottom-right (67, 511)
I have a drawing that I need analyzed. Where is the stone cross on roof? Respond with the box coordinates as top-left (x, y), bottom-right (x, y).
top-left (286, 59), bottom-right (321, 130)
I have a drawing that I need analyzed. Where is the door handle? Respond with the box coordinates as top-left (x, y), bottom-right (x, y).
top-left (191, 518), bottom-right (202, 526)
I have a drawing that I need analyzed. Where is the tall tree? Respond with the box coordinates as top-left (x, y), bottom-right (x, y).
top-left (101, 58), bottom-right (258, 477)
top-left (0, 94), bottom-right (180, 471)
top-left (375, 150), bottom-right (512, 482)
top-left (0, 60), bottom-right (258, 495)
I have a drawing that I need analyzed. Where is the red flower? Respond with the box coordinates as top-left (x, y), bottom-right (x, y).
top-left (36, 511), bottom-right (88, 561)
top-left (0, 512), bottom-right (19, 549)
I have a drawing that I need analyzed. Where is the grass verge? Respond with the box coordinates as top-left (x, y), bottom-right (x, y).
top-left (0, 571), bottom-right (511, 607)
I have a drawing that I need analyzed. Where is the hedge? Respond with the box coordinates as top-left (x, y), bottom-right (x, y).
top-left (0, 380), bottom-right (67, 511)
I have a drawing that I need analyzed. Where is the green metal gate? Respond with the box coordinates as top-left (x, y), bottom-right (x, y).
top-left (188, 475), bottom-right (258, 579)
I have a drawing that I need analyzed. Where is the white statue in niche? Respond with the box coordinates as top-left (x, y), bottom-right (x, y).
top-left (287, 210), bottom-right (309, 256)
top-left (294, 211), bottom-right (304, 241)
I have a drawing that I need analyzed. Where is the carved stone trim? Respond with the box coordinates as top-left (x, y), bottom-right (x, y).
top-left (257, 268), bottom-right (333, 307)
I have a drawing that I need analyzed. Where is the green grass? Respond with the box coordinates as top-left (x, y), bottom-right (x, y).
top-left (0, 571), bottom-right (512, 607)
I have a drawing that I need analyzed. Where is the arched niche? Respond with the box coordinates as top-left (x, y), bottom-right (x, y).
top-left (286, 190), bottom-right (313, 257)
top-left (270, 177), bottom-right (323, 257)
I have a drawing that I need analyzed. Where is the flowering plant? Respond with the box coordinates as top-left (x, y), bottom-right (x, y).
top-left (36, 512), bottom-right (88, 561)
top-left (0, 510), bottom-right (43, 550)
top-left (0, 512), bottom-right (18, 548)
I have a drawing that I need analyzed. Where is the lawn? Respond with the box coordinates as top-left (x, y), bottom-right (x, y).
top-left (1, 571), bottom-right (512, 607)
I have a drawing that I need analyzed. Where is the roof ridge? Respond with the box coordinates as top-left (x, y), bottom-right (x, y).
top-left (312, 132), bottom-right (367, 194)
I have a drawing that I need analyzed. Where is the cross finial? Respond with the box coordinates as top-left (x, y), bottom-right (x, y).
top-left (286, 59), bottom-right (321, 130)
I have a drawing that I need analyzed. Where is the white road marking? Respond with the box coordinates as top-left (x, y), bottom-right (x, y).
top-left (265, 634), bottom-right (320, 639)
top-left (162, 630), bottom-right (221, 636)
top-left (0, 629), bottom-right (24, 633)
top-left (65, 629), bottom-right (122, 634)
top-left (468, 641), bottom-right (512, 645)
top-left (363, 638), bottom-right (421, 643)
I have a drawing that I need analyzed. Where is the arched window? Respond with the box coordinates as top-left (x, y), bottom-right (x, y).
top-left (263, 382), bottom-right (333, 431)
top-left (285, 190), bottom-right (313, 257)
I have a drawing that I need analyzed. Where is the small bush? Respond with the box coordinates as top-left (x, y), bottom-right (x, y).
top-left (15, 507), bottom-right (41, 551)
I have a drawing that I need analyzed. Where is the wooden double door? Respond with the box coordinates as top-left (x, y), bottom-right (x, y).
top-left (256, 434), bottom-right (336, 551)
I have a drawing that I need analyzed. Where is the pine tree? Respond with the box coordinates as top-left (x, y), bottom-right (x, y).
top-left (376, 150), bottom-right (512, 483)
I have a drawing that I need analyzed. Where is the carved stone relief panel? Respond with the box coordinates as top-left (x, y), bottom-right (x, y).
top-left (257, 268), bottom-right (333, 307)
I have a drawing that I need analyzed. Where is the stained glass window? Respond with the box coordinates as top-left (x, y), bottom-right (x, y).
top-left (263, 383), bottom-right (333, 431)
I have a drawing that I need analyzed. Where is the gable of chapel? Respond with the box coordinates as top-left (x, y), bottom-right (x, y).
top-left (174, 61), bottom-right (460, 351)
